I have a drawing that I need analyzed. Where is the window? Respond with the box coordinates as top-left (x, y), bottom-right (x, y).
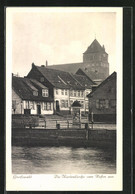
top-left (61, 100), bottom-right (65, 108)
top-left (33, 91), bottom-right (38, 96)
top-left (43, 102), bottom-right (47, 110)
top-left (42, 89), bottom-right (48, 97)
top-left (30, 101), bottom-right (35, 110)
top-left (61, 90), bottom-right (64, 95)
top-left (105, 100), bottom-right (109, 108)
top-left (25, 101), bottom-right (30, 109)
top-left (65, 100), bottom-right (68, 108)
top-left (61, 100), bottom-right (68, 108)
top-left (78, 91), bottom-right (80, 97)
top-left (65, 90), bottom-right (68, 95)
top-left (110, 99), bottom-right (116, 108)
top-left (81, 91), bottom-right (84, 97)
top-left (96, 99), bottom-right (109, 109)
top-left (40, 77), bottom-right (44, 82)
top-left (70, 90), bottom-right (73, 97)
top-left (80, 101), bottom-right (84, 108)
top-left (56, 89), bottom-right (59, 95)
top-left (47, 103), bottom-right (51, 110)
top-left (96, 100), bottom-right (99, 109)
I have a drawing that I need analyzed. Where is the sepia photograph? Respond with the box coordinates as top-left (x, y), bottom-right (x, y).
top-left (6, 7), bottom-right (123, 191)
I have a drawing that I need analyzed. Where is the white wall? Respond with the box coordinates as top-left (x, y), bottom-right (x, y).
top-left (53, 88), bottom-right (92, 113)
top-left (54, 88), bottom-right (69, 111)
top-left (12, 89), bottom-right (54, 115)
top-left (24, 101), bottom-right (54, 115)
top-left (84, 89), bottom-right (92, 111)
top-left (12, 89), bottom-right (23, 114)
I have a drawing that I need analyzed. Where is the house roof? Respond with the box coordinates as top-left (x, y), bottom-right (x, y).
top-left (83, 39), bottom-right (107, 54)
top-left (22, 78), bottom-right (38, 91)
top-left (12, 76), bottom-right (53, 102)
top-left (35, 65), bottom-right (86, 90)
top-left (71, 74), bottom-right (96, 88)
top-left (87, 72), bottom-right (116, 98)
top-left (30, 79), bottom-right (47, 89)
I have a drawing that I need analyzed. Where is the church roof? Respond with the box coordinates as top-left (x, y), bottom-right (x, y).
top-left (83, 39), bottom-right (107, 54)
top-left (76, 68), bottom-right (106, 82)
top-left (46, 62), bottom-right (83, 74)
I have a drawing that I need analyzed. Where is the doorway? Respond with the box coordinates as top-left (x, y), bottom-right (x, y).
top-left (56, 100), bottom-right (60, 112)
top-left (37, 105), bottom-right (41, 115)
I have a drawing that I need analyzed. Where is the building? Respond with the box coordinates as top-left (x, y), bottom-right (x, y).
top-left (47, 39), bottom-right (109, 84)
top-left (27, 63), bottom-right (95, 114)
top-left (12, 75), bottom-right (54, 115)
top-left (71, 74), bottom-right (96, 111)
top-left (87, 72), bottom-right (116, 123)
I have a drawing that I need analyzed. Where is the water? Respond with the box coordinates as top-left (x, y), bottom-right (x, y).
top-left (12, 146), bottom-right (116, 174)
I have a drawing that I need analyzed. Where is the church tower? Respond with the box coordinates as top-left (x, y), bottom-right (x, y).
top-left (82, 39), bottom-right (109, 83)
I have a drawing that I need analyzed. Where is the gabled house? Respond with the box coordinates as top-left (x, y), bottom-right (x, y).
top-left (12, 75), bottom-right (53, 115)
top-left (27, 63), bottom-right (95, 114)
top-left (87, 72), bottom-right (116, 123)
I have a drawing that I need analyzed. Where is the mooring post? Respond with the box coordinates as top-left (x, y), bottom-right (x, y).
top-left (86, 128), bottom-right (89, 140)
top-left (56, 120), bottom-right (57, 128)
top-left (67, 120), bottom-right (69, 129)
top-left (44, 120), bottom-right (46, 128)
top-left (91, 112), bottom-right (94, 130)
top-left (91, 121), bottom-right (94, 130)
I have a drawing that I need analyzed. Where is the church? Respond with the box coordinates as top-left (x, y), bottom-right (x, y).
top-left (48, 39), bottom-right (109, 85)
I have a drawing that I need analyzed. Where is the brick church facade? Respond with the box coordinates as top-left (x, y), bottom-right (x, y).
top-left (48, 39), bottom-right (109, 84)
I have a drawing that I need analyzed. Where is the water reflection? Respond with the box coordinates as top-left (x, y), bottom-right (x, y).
top-left (12, 146), bottom-right (116, 174)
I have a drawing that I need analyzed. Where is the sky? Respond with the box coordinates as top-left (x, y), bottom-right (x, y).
top-left (9, 8), bottom-right (117, 77)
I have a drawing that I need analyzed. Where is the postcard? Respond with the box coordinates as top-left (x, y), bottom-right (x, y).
top-left (6, 7), bottom-right (123, 191)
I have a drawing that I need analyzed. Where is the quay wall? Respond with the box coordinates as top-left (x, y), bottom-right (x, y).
top-left (12, 128), bottom-right (116, 149)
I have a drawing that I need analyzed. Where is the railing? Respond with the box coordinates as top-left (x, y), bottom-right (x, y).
top-left (36, 119), bottom-right (116, 130)
top-left (12, 116), bottom-right (116, 130)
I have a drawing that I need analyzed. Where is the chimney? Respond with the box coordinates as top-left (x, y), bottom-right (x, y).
top-left (32, 62), bottom-right (35, 68)
top-left (46, 60), bottom-right (48, 67)
top-left (102, 45), bottom-right (105, 51)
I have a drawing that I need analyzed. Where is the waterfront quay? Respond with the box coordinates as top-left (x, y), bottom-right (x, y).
top-left (12, 127), bottom-right (116, 149)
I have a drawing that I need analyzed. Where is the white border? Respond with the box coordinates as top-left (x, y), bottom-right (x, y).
top-left (6, 7), bottom-right (123, 191)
